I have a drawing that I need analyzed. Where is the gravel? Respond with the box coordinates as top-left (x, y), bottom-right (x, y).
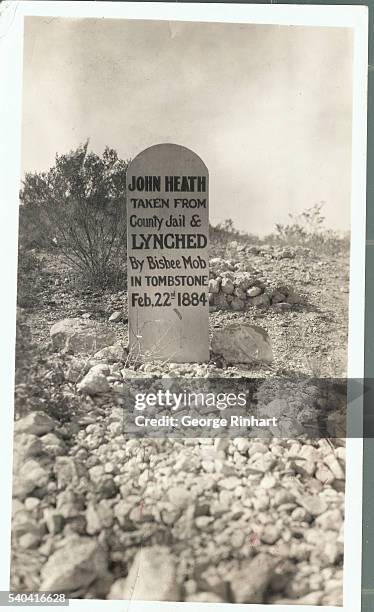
top-left (10, 243), bottom-right (348, 603)
top-left (11, 405), bottom-right (346, 602)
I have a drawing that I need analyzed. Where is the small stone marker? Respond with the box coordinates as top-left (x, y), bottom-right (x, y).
top-left (127, 144), bottom-right (209, 362)
top-left (211, 323), bottom-right (274, 363)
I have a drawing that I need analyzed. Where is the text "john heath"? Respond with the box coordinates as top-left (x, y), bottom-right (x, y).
top-left (128, 175), bottom-right (207, 192)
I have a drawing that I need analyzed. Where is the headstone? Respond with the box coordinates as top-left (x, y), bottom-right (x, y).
top-left (127, 144), bottom-right (209, 362)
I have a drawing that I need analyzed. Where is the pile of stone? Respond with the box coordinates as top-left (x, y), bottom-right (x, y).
top-left (11, 406), bottom-right (345, 604)
top-left (11, 410), bottom-right (111, 595)
top-left (10, 319), bottom-right (345, 604)
top-left (49, 318), bottom-right (276, 388)
top-left (209, 257), bottom-right (301, 312)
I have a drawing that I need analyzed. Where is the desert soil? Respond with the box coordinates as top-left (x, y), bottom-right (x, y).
top-left (11, 244), bottom-right (348, 605)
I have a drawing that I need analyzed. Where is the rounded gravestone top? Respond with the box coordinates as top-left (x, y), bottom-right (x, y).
top-left (126, 143), bottom-right (209, 363)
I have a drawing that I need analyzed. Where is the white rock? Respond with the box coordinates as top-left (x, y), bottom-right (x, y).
top-left (19, 533), bottom-right (41, 549)
top-left (234, 438), bottom-right (249, 454)
top-left (50, 318), bottom-right (116, 354)
top-left (249, 442), bottom-right (268, 454)
top-left (335, 447), bottom-right (346, 462)
top-left (40, 536), bottom-right (108, 591)
top-left (168, 486), bottom-right (192, 508)
top-left (323, 543), bottom-right (341, 564)
top-left (121, 367), bottom-right (141, 380)
top-left (94, 344), bottom-right (127, 362)
top-left (109, 311), bottom-right (123, 323)
top-left (91, 363), bottom-right (110, 375)
top-left (250, 452), bottom-right (276, 472)
top-left (12, 509), bottom-right (41, 537)
top-left (195, 516), bottom-right (214, 529)
top-left (298, 495), bottom-right (328, 516)
top-left (86, 501), bottom-right (114, 534)
top-left (291, 507), bottom-right (311, 522)
top-left (13, 433), bottom-right (42, 470)
top-left (40, 433), bottom-right (66, 457)
top-left (184, 579), bottom-right (197, 595)
top-left (247, 286), bottom-right (262, 297)
top-left (300, 444), bottom-right (319, 463)
top-left (315, 464), bottom-right (335, 485)
top-left (13, 477), bottom-right (37, 500)
top-left (77, 366), bottom-right (110, 395)
top-left (14, 412), bottom-right (58, 436)
top-left (211, 323), bottom-right (273, 363)
top-left (260, 475), bottom-right (276, 490)
top-left (316, 509), bottom-right (342, 531)
top-left (186, 592), bottom-right (224, 603)
top-left (110, 546), bottom-right (180, 601)
top-left (280, 591), bottom-right (324, 605)
top-left (24, 497), bottom-right (40, 511)
top-left (219, 477), bottom-right (242, 490)
top-left (323, 454), bottom-right (345, 479)
top-left (232, 531), bottom-right (245, 548)
top-left (273, 302), bottom-right (292, 312)
top-left (19, 459), bottom-right (49, 489)
top-left (261, 524), bottom-right (281, 544)
top-left (230, 554), bottom-right (276, 603)
top-left (54, 457), bottom-right (79, 489)
top-left (209, 278), bottom-right (221, 294)
top-left (43, 509), bottom-right (63, 534)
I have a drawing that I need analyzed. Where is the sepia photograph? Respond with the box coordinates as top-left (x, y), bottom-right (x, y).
top-left (2, 3), bottom-right (367, 610)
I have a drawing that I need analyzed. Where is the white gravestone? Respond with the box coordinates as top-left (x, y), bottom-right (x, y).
top-left (127, 144), bottom-right (209, 362)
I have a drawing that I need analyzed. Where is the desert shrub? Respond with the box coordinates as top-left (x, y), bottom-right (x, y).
top-left (212, 218), bottom-right (239, 237)
top-left (18, 206), bottom-right (50, 250)
top-left (276, 202), bottom-right (325, 240)
top-left (20, 142), bottom-right (129, 288)
top-left (272, 203), bottom-right (349, 255)
top-left (210, 219), bottom-right (258, 257)
top-left (16, 248), bottom-right (44, 308)
top-left (14, 310), bottom-right (80, 423)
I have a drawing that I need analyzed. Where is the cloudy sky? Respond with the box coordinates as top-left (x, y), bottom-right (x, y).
top-left (22, 17), bottom-right (353, 235)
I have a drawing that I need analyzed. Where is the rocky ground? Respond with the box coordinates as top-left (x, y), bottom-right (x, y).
top-left (11, 241), bottom-right (348, 604)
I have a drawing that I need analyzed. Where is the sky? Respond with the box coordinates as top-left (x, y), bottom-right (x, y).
top-left (21, 17), bottom-right (353, 235)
